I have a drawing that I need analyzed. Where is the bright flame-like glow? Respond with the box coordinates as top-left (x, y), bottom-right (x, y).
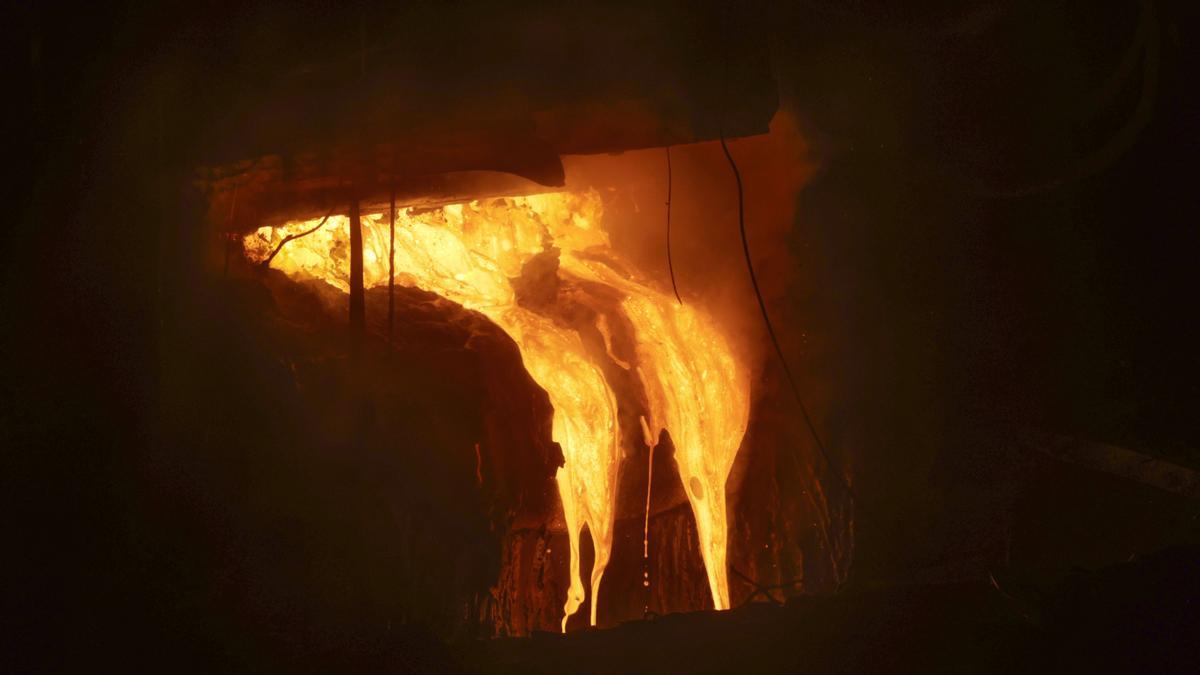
top-left (244, 191), bottom-right (749, 622)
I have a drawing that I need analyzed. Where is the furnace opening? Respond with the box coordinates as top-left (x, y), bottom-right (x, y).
top-left (243, 190), bottom-right (750, 629)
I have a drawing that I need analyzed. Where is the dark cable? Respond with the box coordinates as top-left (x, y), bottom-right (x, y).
top-left (719, 133), bottom-right (853, 499)
top-left (666, 146), bottom-right (682, 304)
top-left (716, 2), bottom-right (853, 497)
top-left (262, 206), bottom-right (336, 268)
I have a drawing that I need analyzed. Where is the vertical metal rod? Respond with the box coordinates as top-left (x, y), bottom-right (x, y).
top-left (348, 194), bottom-right (365, 350)
top-left (388, 184), bottom-right (396, 343)
top-left (640, 416), bottom-right (657, 616)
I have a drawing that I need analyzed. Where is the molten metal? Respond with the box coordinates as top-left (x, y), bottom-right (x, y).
top-left (244, 191), bottom-right (749, 625)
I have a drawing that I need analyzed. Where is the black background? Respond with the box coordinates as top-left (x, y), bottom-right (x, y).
top-left (7, 0), bottom-right (1198, 670)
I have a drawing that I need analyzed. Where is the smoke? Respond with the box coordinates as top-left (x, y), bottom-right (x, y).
top-left (561, 111), bottom-right (817, 377)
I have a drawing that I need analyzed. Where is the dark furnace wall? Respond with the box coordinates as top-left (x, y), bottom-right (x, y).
top-left (10, 0), bottom-right (1199, 671)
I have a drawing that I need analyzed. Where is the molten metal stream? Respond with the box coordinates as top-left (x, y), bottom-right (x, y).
top-left (244, 192), bottom-right (749, 624)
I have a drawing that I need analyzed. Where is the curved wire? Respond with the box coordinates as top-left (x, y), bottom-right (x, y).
top-left (261, 207), bottom-right (336, 268)
top-left (666, 146), bottom-right (682, 304)
top-left (719, 126), bottom-right (854, 499)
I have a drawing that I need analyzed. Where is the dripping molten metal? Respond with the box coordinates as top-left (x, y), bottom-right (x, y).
top-left (244, 191), bottom-right (750, 626)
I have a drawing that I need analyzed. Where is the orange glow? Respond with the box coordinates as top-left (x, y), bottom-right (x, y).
top-left (244, 191), bottom-right (749, 623)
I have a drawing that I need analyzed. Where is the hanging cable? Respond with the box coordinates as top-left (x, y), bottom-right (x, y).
top-left (261, 205), bottom-right (335, 268)
top-left (666, 146), bottom-right (682, 304)
top-left (719, 135), bottom-right (851, 496)
top-left (718, 5), bottom-right (853, 498)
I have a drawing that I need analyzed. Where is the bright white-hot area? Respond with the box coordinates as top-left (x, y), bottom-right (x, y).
top-left (244, 191), bottom-right (750, 628)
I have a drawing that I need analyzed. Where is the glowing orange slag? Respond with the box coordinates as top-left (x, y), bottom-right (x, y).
top-left (244, 191), bottom-right (750, 625)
